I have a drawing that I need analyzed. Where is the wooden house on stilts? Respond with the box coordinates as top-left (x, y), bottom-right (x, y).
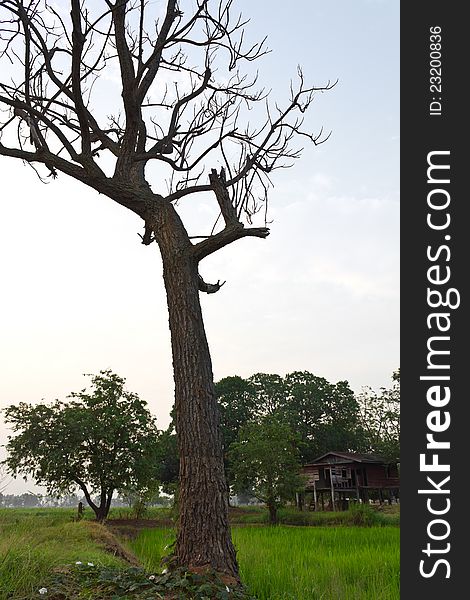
top-left (299, 451), bottom-right (400, 511)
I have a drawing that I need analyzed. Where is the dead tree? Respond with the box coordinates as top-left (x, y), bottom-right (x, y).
top-left (0, 0), bottom-right (334, 578)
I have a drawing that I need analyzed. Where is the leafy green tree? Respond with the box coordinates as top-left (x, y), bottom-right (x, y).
top-left (120, 479), bottom-right (162, 519)
top-left (217, 371), bottom-right (361, 465)
top-left (356, 370), bottom-right (400, 461)
top-left (248, 373), bottom-right (287, 416)
top-left (283, 372), bottom-right (360, 462)
top-left (215, 376), bottom-right (257, 453)
top-left (229, 415), bottom-right (304, 524)
top-left (156, 427), bottom-right (179, 495)
top-left (2, 370), bottom-right (160, 521)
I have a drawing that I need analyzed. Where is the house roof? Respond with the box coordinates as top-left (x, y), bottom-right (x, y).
top-left (304, 451), bottom-right (393, 467)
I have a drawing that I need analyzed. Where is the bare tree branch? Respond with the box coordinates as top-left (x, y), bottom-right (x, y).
top-left (0, 0), bottom-right (333, 252)
top-left (193, 223), bottom-right (269, 261)
top-left (136, 0), bottom-right (179, 102)
top-left (198, 274), bottom-right (226, 294)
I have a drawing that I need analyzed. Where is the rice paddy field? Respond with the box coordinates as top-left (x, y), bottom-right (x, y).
top-left (129, 525), bottom-right (400, 600)
top-left (0, 507), bottom-right (400, 599)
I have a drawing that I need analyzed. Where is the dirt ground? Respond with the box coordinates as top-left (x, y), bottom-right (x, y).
top-left (106, 517), bottom-right (170, 540)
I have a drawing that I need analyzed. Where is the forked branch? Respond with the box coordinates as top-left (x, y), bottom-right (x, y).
top-left (0, 0), bottom-right (333, 253)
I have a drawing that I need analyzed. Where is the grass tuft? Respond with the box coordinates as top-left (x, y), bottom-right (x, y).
top-left (0, 509), bottom-right (125, 599)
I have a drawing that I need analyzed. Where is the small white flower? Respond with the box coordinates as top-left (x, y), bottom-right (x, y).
top-left (226, 586), bottom-right (230, 592)
top-left (162, 568), bottom-right (168, 574)
top-left (163, 545), bottom-right (170, 550)
top-left (38, 589), bottom-right (48, 595)
top-left (148, 575), bottom-right (156, 580)
top-left (75, 561), bottom-right (82, 565)
top-left (87, 562), bottom-right (94, 567)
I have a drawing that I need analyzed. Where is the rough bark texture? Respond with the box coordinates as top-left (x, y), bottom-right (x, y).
top-left (150, 204), bottom-right (239, 578)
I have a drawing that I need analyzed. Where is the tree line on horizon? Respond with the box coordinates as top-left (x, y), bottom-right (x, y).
top-left (1, 369), bottom-right (399, 522)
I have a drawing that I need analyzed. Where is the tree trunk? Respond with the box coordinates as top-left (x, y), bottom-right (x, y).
top-left (105, 490), bottom-right (114, 517)
top-left (268, 502), bottom-right (278, 525)
top-left (94, 505), bottom-right (107, 522)
top-left (91, 488), bottom-right (113, 522)
top-left (75, 478), bottom-right (110, 522)
top-left (151, 205), bottom-right (239, 578)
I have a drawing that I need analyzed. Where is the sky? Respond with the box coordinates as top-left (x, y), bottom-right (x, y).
top-left (0, 0), bottom-right (399, 494)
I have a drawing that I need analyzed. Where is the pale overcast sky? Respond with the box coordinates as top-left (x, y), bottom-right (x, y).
top-left (0, 0), bottom-right (399, 494)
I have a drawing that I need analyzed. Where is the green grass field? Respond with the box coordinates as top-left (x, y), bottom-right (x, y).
top-left (110, 503), bottom-right (400, 527)
top-left (234, 526), bottom-right (400, 600)
top-left (129, 525), bottom-right (400, 600)
top-left (0, 509), bottom-right (126, 599)
top-left (0, 507), bottom-right (399, 599)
